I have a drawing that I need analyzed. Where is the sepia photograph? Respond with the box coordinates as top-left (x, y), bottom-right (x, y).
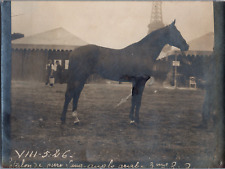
top-left (1, 1), bottom-right (224, 168)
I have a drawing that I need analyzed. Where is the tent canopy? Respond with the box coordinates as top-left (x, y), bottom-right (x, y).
top-left (12, 27), bottom-right (88, 51)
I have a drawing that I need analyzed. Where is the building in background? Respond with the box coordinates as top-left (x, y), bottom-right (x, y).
top-left (11, 33), bottom-right (24, 40)
top-left (11, 27), bottom-right (87, 82)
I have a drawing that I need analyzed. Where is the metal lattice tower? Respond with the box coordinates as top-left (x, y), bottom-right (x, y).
top-left (148, 1), bottom-right (171, 53)
top-left (148, 1), bottom-right (165, 34)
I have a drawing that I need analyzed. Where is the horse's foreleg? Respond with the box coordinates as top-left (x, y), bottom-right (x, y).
top-left (130, 86), bottom-right (138, 123)
top-left (134, 85), bottom-right (145, 124)
top-left (130, 77), bottom-right (149, 124)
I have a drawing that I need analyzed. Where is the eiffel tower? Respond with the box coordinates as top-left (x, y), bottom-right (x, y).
top-left (148, 1), bottom-right (164, 34)
top-left (148, 2), bottom-right (170, 55)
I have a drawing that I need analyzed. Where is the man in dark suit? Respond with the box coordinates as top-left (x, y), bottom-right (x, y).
top-left (45, 59), bottom-right (54, 86)
top-left (55, 60), bottom-right (63, 84)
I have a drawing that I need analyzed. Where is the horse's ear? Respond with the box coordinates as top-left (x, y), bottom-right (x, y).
top-left (172, 19), bottom-right (176, 25)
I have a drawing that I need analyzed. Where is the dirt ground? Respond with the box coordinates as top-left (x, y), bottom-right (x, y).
top-left (9, 81), bottom-right (219, 168)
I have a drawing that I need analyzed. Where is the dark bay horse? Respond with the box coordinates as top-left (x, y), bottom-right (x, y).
top-left (61, 20), bottom-right (189, 125)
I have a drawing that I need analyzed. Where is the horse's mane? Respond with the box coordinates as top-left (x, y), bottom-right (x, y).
top-left (138, 25), bottom-right (169, 45)
top-left (124, 25), bottom-right (169, 50)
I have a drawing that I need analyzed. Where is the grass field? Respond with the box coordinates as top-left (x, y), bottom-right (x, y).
top-left (10, 81), bottom-right (218, 168)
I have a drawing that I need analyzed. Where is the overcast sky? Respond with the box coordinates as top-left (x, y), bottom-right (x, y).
top-left (12, 1), bottom-right (214, 49)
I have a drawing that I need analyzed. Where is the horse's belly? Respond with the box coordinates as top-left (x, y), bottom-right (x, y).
top-left (96, 65), bottom-right (124, 81)
top-left (96, 62), bottom-right (151, 81)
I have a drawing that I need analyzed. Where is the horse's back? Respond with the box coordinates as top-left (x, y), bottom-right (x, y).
top-left (67, 43), bottom-right (154, 82)
top-left (70, 44), bottom-right (99, 60)
top-left (69, 45), bottom-right (100, 69)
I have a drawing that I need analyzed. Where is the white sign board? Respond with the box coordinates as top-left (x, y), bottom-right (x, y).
top-left (173, 61), bottom-right (180, 66)
top-left (65, 60), bottom-right (69, 69)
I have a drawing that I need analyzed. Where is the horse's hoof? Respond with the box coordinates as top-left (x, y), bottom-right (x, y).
top-left (73, 121), bottom-right (80, 126)
top-left (73, 117), bottom-right (80, 125)
top-left (130, 120), bottom-right (135, 125)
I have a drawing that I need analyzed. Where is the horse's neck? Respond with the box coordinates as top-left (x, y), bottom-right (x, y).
top-left (134, 28), bottom-right (169, 61)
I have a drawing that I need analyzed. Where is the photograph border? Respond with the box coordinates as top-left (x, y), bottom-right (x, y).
top-left (1, 1), bottom-right (225, 168)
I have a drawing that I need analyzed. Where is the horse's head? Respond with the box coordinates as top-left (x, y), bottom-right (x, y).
top-left (167, 20), bottom-right (189, 51)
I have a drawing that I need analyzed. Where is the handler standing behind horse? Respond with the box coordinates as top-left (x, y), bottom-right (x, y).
top-left (55, 61), bottom-right (63, 84)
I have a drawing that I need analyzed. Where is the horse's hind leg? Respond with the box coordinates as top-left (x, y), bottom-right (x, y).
top-left (60, 79), bottom-right (87, 124)
top-left (61, 84), bottom-right (75, 124)
top-left (71, 80), bottom-right (86, 124)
